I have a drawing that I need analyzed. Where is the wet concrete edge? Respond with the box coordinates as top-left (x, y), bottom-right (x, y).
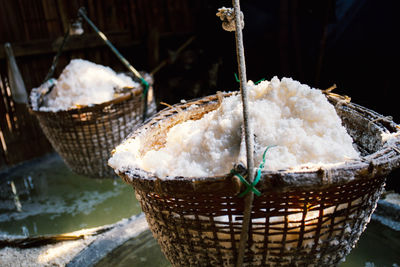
top-left (372, 199), bottom-right (400, 231)
top-left (67, 213), bottom-right (149, 267)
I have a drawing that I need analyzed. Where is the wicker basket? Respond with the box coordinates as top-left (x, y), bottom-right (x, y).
top-left (113, 92), bottom-right (400, 266)
top-left (30, 75), bottom-right (156, 179)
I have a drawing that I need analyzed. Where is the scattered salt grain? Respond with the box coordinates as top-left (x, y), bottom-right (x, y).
top-left (109, 76), bottom-right (360, 178)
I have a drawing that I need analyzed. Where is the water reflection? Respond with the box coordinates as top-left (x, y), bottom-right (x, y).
top-left (0, 154), bottom-right (141, 236)
top-left (340, 221), bottom-right (400, 267)
top-left (10, 180), bottom-right (22, 212)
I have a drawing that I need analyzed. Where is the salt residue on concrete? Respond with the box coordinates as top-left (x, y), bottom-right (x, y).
top-left (0, 234), bottom-right (95, 267)
top-left (0, 214), bottom-right (149, 267)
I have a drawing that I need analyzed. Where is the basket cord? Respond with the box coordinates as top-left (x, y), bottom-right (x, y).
top-left (77, 7), bottom-right (149, 121)
top-left (37, 21), bottom-right (77, 108)
top-left (77, 7), bottom-right (142, 80)
top-left (43, 26), bottom-right (71, 84)
top-left (40, 7), bottom-right (150, 121)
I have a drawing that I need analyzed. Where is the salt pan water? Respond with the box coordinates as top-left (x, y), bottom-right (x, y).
top-left (0, 153), bottom-right (141, 237)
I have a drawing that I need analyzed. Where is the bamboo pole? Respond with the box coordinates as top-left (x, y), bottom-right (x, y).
top-left (231, 1), bottom-right (255, 267)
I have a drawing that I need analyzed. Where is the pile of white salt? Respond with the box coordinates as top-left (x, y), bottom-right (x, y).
top-left (37, 59), bottom-right (140, 111)
top-left (109, 76), bottom-right (359, 178)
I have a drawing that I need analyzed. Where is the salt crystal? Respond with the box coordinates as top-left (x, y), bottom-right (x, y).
top-left (109, 76), bottom-right (360, 178)
top-left (38, 59), bottom-right (140, 111)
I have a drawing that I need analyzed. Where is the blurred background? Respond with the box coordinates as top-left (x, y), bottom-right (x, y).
top-left (0, 0), bottom-right (399, 190)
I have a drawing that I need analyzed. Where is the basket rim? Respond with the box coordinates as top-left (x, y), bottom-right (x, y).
top-left (113, 92), bottom-right (400, 194)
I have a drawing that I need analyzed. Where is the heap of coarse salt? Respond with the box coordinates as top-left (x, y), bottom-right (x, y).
top-left (109, 76), bottom-right (360, 179)
top-left (36, 59), bottom-right (140, 112)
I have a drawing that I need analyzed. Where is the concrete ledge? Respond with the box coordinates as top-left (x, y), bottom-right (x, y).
top-left (67, 213), bottom-right (148, 267)
top-left (0, 213), bottom-right (149, 267)
top-left (372, 198), bottom-right (400, 231)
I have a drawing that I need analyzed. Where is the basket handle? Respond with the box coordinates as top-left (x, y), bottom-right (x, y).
top-left (40, 7), bottom-right (150, 121)
top-left (77, 7), bottom-right (149, 121)
top-left (38, 14), bottom-right (83, 107)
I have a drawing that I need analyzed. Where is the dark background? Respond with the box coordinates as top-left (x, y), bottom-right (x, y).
top-left (0, 0), bottom-right (399, 190)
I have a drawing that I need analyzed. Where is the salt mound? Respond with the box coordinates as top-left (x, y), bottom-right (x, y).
top-left (109, 76), bottom-right (360, 178)
top-left (39, 59), bottom-right (139, 111)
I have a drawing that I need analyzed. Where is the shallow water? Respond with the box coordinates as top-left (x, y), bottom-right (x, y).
top-left (0, 154), bottom-right (141, 236)
top-left (340, 220), bottom-right (400, 267)
top-left (1, 154), bottom-right (399, 266)
top-left (96, 220), bottom-right (399, 267)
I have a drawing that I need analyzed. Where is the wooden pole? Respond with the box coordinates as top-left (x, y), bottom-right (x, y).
top-left (231, 1), bottom-right (255, 266)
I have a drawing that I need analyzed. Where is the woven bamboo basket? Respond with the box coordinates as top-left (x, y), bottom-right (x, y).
top-left (112, 91), bottom-right (400, 266)
top-left (30, 74), bottom-right (157, 179)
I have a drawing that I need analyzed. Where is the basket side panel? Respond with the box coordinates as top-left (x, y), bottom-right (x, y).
top-left (33, 95), bottom-right (156, 178)
top-left (134, 176), bottom-right (385, 267)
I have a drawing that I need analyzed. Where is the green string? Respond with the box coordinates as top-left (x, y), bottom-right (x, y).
top-left (234, 73), bottom-right (265, 85)
top-left (232, 145), bottom-right (276, 197)
top-left (255, 78), bottom-right (265, 85)
top-left (234, 72), bottom-right (240, 83)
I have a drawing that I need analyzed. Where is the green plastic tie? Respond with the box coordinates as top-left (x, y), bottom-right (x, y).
top-left (234, 72), bottom-right (240, 83)
top-left (255, 78), bottom-right (265, 85)
top-left (235, 73), bottom-right (265, 85)
top-left (231, 170), bottom-right (261, 197)
top-left (232, 145), bottom-right (276, 197)
top-left (140, 77), bottom-right (149, 99)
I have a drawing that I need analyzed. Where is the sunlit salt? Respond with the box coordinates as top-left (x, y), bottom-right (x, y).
top-left (109, 76), bottom-right (360, 178)
top-left (39, 59), bottom-right (139, 111)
